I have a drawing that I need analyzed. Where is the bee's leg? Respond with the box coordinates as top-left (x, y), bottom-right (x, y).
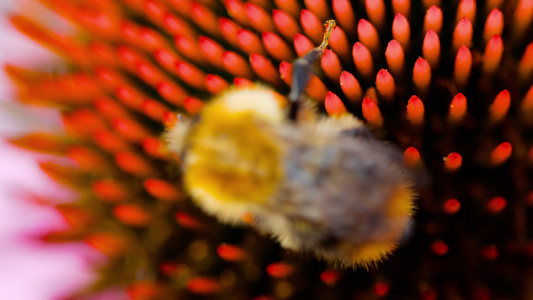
top-left (288, 20), bottom-right (336, 121)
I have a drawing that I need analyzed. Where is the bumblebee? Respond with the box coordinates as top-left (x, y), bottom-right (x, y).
top-left (167, 21), bottom-right (416, 267)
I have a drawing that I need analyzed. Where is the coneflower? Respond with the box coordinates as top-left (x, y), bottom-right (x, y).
top-left (5, 0), bottom-right (533, 299)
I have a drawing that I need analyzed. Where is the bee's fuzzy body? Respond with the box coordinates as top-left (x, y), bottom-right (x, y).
top-left (167, 86), bottom-right (416, 267)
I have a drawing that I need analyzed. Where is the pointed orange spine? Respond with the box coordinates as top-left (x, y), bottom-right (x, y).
top-left (392, 0), bottom-right (411, 18)
top-left (237, 29), bottom-right (267, 56)
top-left (332, 0), bottom-right (356, 37)
top-left (406, 95), bottom-right (425, 126)
top-left (294, 34), bottom-right (315, 57)
top-left (217, 244), bottom-right (248, 261)
top-left (365, 0), bottom-right (386, 30)
top-left (300, 9), bottom-right (323, 44)
top-left (93, 130), bottom-right (131, 153)
top-left (385, 40), bottom-right (405, 76)
top-left (157, 82), bottom-right (187, 106)
top-left (321, 49), bottom-right (342, 81)
top-left (487, 196), bottom-right (507, 213)
top-left (219, 17), bottom-right (242, 48)
top-left (176, 212), bottom-right (205, 230)
top-left (520, 85), bottom-right (533, 118)
top-left (114, 151), bottom-right (157, 177)
top-left (329, 26), bottom-right (351, 62)
top-left (163, 13), bottom-right (196, 39)
top-left (222, 51), bottom-right (254, 78)
top-left (144, 178), bottom-right (182, 202)
top-left (375, 69), bottom-right (395, 101)
top-left (423, 30), bottom-right (441, 69)
top-left (263, 32), bottom-right (294, 61)
top-left (488, 89), bottom-right (511, 123)
top-left (490, 142), bottom-right (512, 165)
top-left (304, 0), bottom-right (331, 22)
top-left (340, 71), bottom-right (363, 103)
top-left (92, 179), bottom-right (130, 203)
top-left (325, 91), bottom-right (348, 117)
top-left (404, 147), bottom-right (421, 168)
top-left (9, 133), bottom-right (68, 155)
top-left (249, 54), bottom-right (283, 87)
top-left (453, 17), bottom-right (473, 51)
top-left (413, 57), bottom-right (431, 93)
top-left (224, 0), bottom-right (249, 26)
top-left (320, 269), bottom-right (342, 286)
top-left (352, 42), bottom-right (374, 80)
top-left (448, 93), bottom-right (468, 124)
top-left (513, 0), bottom-right (533, 39)
top-left (273, 9), bottom-right (301, 40)
top-left (67, 146), bottom-right (110, 173)
top-left (424, 6), bottom-right (443, 34)
top-left (518, 43), bottom-right (533, 81)
top-left (443, 198), bottom-right (461, 214)
top-left (245, 3), bottom-right (275, 32)
top-left (190, 2), bottom-right (220, 37)
top-left (453, 46), bottom-right (472, 89)
top-left (184, 97), bottom-right (204, 115)
top-left (199, 37), bottom-right (225, 69)
top-left (141, 99), bottom-right (169, 123)
top-left (392, 14), bottom-right (410, 51)
top-left (431, 240), bottom-right (449, 256)
top-left (267, 262), bottom-right (294, 278)
top-left (456, 0), bottom-right (477, 24)
top-left (483, 9), bottom-right (504, 42)
top-left (112, 119), bottom-right (152, 143)
top-left (113, 86), bottom-right (143, 110)
top-left (175, 61), bottom-right (206, 90)
top-left (275, 0), bottom-right (301, 18)
top-left (206, 74), bottom-right (229, 94)
top-left (113, 204), bottom-right (152, 226)
top-left (482, 35), bottom-right (503, 75)
top-left (187, 277), bottom-right (222, 295)
top-left (174, 35), bottom-right (205, 65)
top-left (362, 97), bottom-right (383, 127)
top-left (358, 19), bottom-right (380, 55)
top-left (444, 152), bottom-right (462, 172)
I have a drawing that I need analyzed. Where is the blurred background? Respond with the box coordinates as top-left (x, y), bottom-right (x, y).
top-left (0, 1), bottom-right (98, 299)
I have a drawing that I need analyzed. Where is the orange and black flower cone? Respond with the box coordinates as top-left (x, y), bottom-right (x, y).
top-left (4, 0), bottom-right (533, 299)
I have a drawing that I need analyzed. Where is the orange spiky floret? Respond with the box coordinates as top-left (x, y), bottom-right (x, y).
top-left (5, 0), bottom-right (533, 299)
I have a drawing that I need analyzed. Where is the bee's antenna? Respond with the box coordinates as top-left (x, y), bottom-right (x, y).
top-left (288, 20), bottom-right (336, 120)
